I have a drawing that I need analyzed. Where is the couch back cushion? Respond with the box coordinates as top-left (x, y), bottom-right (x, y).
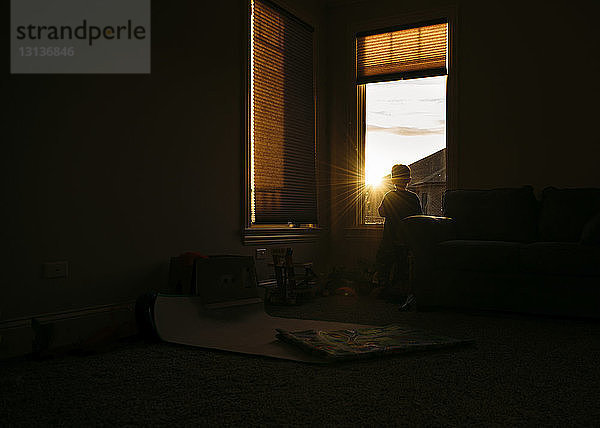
top-left (538, 187), bottom-right (600, 242)
top-left (443, 186), bottom-right (538, 242)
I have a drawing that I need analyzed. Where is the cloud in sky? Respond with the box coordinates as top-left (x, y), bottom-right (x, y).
top-left (367, 124), bottom-right (444, 136)
top-left (371, 110), bottom-right (392, 116)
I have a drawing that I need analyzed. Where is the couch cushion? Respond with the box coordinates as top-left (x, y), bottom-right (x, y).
top-left (443, 187), bottom-right (538, 242)
top-left (580, 211), bottom-right (600, 245)
top-left (538, 187), bottom-right (600, 242)
top-left (519, 242), bottom-right (600, 276)
top-left (434, 240), bottom-right (521, 273)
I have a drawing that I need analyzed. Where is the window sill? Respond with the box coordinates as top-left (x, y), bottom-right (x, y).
top-left (243, 226), bottom-right (323, 245)
top-left (344, 225), bottom-right (383, 240)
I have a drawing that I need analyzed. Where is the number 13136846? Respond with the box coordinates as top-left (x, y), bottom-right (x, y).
top-left (19, 46), bottom-right (75, 57)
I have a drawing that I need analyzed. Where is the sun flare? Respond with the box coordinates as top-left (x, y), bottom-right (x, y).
top-left (365, 159), bottom-right (390, 187)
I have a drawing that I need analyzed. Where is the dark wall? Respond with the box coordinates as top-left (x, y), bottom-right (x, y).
top-left (1, 0), bottom-right (325, 320)
top-left (455, 0), bottom-right (600, 189)
top-left (326, 0), bottom-right (600, 265)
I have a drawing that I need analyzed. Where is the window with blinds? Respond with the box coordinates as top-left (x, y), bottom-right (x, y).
top-left (356, 19), bottom-right (448, 84)
top-left (250, 0), bottom-right (317, 226)
top-left (357, 19), bottom-right (450, 224)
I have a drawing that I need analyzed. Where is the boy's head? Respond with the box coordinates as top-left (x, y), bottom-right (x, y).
top-left (391, 164), bottom-right (411, 189)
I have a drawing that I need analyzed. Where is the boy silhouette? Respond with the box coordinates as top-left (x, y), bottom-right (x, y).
top-left (376, 164), bottom-right (422, 300)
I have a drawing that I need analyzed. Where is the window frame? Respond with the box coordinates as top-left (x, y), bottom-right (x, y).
top-left (242, 0), bottom-right (321, 245)
top-left (348, 7), bottom-right (458, 231)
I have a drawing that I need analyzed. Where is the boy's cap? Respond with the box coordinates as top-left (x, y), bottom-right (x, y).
top-left (391, 164), bottom-right (411, 180)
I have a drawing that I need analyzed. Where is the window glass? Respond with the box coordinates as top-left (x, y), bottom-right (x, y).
top-left (364, 76), bottom-right (447, 223)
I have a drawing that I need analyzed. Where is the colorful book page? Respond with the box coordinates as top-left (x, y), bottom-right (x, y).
top-left (276, 324), bottom-right (472, 360)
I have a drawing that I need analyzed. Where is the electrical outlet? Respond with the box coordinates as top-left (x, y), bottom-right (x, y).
top-left (42, 261), bottom-right (69, 279)
top-left (255, 248), bottom-right (267, 260)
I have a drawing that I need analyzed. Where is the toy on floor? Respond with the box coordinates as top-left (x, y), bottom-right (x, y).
top-left (263, 248), bottom-right (319, 305)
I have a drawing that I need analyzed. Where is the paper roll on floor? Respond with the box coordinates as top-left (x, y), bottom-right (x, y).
top-left (153, 295), bottom-right (376, 363)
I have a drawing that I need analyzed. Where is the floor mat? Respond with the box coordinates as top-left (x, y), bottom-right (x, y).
top-left (153, 295), bottom-right (471, 363)
top-left (154, 295), bottom-right (379, 363)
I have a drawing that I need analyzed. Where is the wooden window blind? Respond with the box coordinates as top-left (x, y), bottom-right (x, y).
top-left (356, 20), bottom-right (448, 84)
top-left (251, 0), bottom-right (317, 225)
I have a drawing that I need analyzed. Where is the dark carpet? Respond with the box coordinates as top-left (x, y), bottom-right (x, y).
top-left (2, 295), bottom-right (600, 426)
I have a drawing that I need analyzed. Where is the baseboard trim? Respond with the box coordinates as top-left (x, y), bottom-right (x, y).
top-left (0, 301), bottom-right (137, 360)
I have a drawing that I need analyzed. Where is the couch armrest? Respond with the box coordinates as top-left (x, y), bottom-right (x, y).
top-left (401, 216), bottom-right (456, 301)
top-left (401, 215), bottom-right (456, 254)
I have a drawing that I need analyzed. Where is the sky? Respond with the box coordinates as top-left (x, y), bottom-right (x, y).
top-left (365, 76), bottom-right (447, 185)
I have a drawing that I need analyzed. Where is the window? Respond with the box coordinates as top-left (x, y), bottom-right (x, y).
top-left (247, 0), bottom-right (317, 230)
top-left (356, 20), bottom-right (450, 223)
top-left (420, 192), bottom-right (428, 213)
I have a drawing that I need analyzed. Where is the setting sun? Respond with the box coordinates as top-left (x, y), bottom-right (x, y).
top-left (365, 160), bottom-right (388, 186)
